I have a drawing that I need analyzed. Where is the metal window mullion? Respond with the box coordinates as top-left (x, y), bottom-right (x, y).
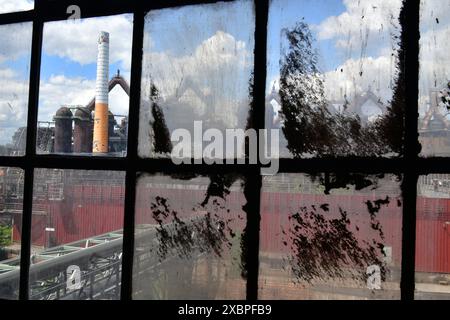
top-left (18, 0), bottom-right (44, 300)
top-left (18, 168), bottom-right (34, 300)
top-left (120, 8), bottom-right (145, 301)
top-left (5, 157), bottom-right (450, 174)
top-left (3, 153), bottom-right (450, 173)
top-left (27, 0), bottom-right (239, 24)
top-left (0, 11), bottom-right (34, 25)
top-left (243, 0), bottom-right (269, 301)
top-left (400, 0), bottom-right (420, 301)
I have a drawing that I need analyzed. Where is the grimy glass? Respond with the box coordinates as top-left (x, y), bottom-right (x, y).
top-left (0, 0), bottom-right (449, 300)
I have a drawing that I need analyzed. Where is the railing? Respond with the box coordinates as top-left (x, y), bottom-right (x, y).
top-left (0, 215), bottom-right (214, 300)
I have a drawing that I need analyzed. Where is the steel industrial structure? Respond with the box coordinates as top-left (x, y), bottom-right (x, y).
top-left (0, 229), bottom-right (124, 300)
top-left (0, 217), bottom-right (208, 300)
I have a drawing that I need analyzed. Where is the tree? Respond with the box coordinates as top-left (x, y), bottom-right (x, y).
top-left (0, 225), bottom-right (12, 251)
top-left (439, 81), bottom-right (450, 111)
top-left (279, 21), bottom-right (336, 157)
top-left (149, 83), bottom-right (173, 154)
top-left (279, 20), bottom-right (405, 157)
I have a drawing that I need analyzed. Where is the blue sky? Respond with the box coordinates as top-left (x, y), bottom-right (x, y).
top-left (31, 0), bottom-right (443, 123)
top-left (0, 21), bottom-right (32, 147)
top-left (1, 0), bottom-right (448, 150)
top-left (143, 0), bottom-right (349, 94)
top-left (35, 0), bottom-right (252, 87)
top-left (3, 54), bottom-right (31, 78)
top-left (36, 0), bottom-right (347, 95)
top-left (266, 0), bottom-right (347, 91)
top-left (40, 53), bottom-right (122, 83)
top-left (268, 0), bottom-right (347, 67)
top-left (40, 54), bottom-right (96, 80)
top-left (35, 14), bottom-right (133, 127)
top-left (145, 3), bottom-right (254, 56)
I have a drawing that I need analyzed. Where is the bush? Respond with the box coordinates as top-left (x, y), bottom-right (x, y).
top-left (0, 225), bottom-right (12, 247)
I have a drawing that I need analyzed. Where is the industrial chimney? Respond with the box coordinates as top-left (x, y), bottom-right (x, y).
top-left (93, 31), bottom-right (110, 153)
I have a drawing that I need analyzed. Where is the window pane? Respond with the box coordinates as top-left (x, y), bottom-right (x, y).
top-left (267, 0), bottom-right (404, 158)
top-left (0, 22), bottom-right (32, 156)
top-left (0, 0), bottom-right (33, 14)
top-left (133, 174), bottom-right (246, 299)
top-left (418, 0), bottom-right (450, 157)
top-left (415, 175), bottom-right (450, 299)
top-left (259, 173), bottom-right (402, 300)
top-left (0, 167), bottom-right (23, 300)
top-left (28, 169), bottom-right (125, 300)
top-left (138, 1), bottom-right (255, 160)
top-left (37, 15), bottom-right (133, 156)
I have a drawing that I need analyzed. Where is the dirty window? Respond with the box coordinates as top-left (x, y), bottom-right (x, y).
top-left (267, 0), bottom-right (404, 158)
top-left (0, 0), bottom-right (444, 303)
top-left (138, 0), bottom-right (255, 160)
top-left (28, 169), bottom-right (125, 300)
top-left (0, 22), bottom-right (32, 156)
top-left (0, 167), bottom-right (24, 300)
top-left (415, 174), bottom-right (450, 299)
top-left (418, 0), bottom-right (450, 157)
top-left (259, 173), bottom-right (403, 299)
top-left (132, 174), bottom-right (246, 299)
top-left (37, 15), bottom-right (133, 156)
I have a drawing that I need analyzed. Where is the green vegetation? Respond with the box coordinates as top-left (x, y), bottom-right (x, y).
top-left (0, 225), bottom-right (12, 247)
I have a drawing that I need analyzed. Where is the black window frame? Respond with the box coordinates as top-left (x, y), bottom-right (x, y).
top-left (0, 0), bottom-right (438, 301)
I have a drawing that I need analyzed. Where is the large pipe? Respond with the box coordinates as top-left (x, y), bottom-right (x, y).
top-left (54, 107), bottom-right (73, 153)
top-left (93, 31), bottom-right (109, 153)
top-left (73, 107), bottom-right (92, 153)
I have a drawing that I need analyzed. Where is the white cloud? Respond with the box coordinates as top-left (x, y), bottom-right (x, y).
top-left (315, 0), bottom-right (439, 113)
top-left (420, 0), bottom-right (450, 28)
top-left (0, 22), bottom-right (32, 63)
top-left (42, 15), bottom-right (133, 72)
top-left (324, 55), bottom-right (398, 103)
top-left (316, 0), bottom-right (402, 57)
top-left (31, 15), bottom-right (134, 135)
top-left (264, 0), bottom-right (401, 113)
top-left (266, 0), bottom-right (401, 107)
top-left (0, 71), bottom-right (29, 145)
top-left (0, 77), bottom-right (28, 119)
top-left (38, 74), bottom-right (129, 123)
top-left (0, 14), bottom-right (133, 145)
top-left (0, 22), bottom-right (32, 146)
top-left (109, 85), bottom-right (130, 117)
top-left (0, 6), bottom-right (253, 150)
top-left (418, 0), bottom-right (450, 113)
top-left (139, 30), bottom-right (253, 157)
top-left (0, 0), bottom-right (33, 14)
top-left (142, 30), bottom-right (251, 101)
top-left (0, 68), bottom-right (17, 79)
top-left (141, 30), bottom-right (252, 125)
top-left (301, 0), bottom-right (450, 119)
top-left (38, 75), bottom-right (95, 122)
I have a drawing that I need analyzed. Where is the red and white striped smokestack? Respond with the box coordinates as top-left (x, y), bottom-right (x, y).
top-left (93, 31), bottom-right (109, 153)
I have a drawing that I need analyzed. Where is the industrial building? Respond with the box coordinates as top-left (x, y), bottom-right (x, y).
top-left (49, 70), bottom-right (129, 156)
